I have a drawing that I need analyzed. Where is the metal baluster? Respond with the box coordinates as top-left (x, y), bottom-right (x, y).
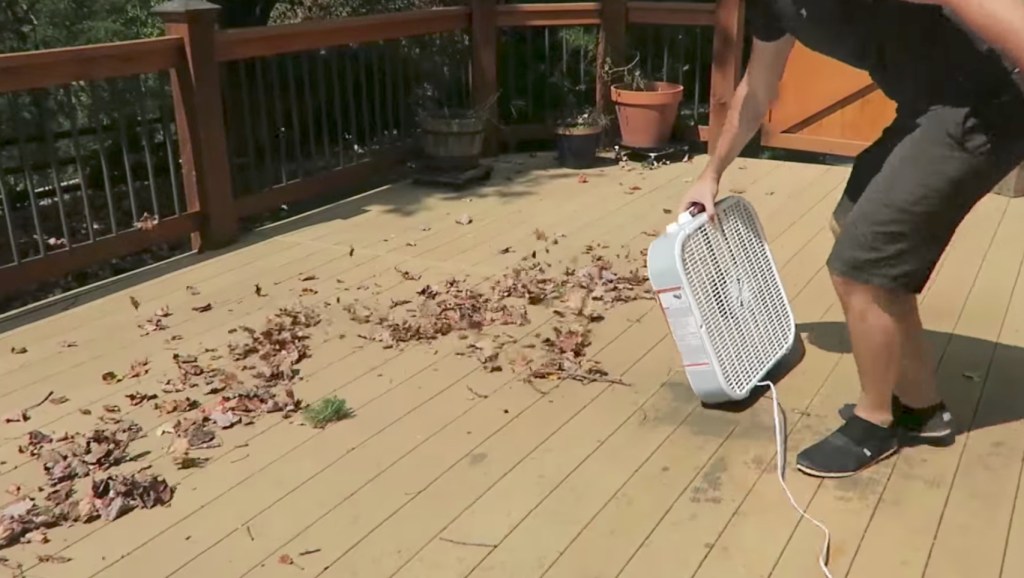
top-left (0, 172), bottom-right (19, 265)
top-left (358, 48), bottom-right (372, 149)
top-left (88, 83), bottom-right (117, 235)
top-left (384, 43), bottom-right (396, 140)
top-left (372, 44), bottom-right (384, 146)
top-left (345, 48), bottom-right (359, 160)
top-left (317, 50), bottom-right (331, 166)
top-left (114, 79), bottom-right (140, 225)
top-left (526, 28), bottom-right (534, 120)
top-left (238, 60), bottom-right (259, 192)
top-left (694, 29), bottom-right (703, 121)
top-left (8, 93), bottom-right (46, 257)
top-left (158, 94), bottom-right (182, 216)
top-left (286, 55), bottom-right (305, 177)
top-left (270, 56), bottom-right (289, 183)
top-left (301, 52), bottom-right (318, 166)
top-left (65, 84), bottom-right (96, 241)
top-left (544, 28), bottom-right (552, 121)
top-left (40, 89), bottom-right (71, 247)
top-left (330, 48), bottom-right (346, 166)
top-left (254, 59), bottom-right (277, 187)
top-left (134, 76), bottom-right (161, 219)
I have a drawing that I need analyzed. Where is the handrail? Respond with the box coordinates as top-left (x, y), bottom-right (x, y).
top-left (627, 1), bottom-right (716, 26)
top-left (215, 7), bottom-right (471, 62)
top-left (0, 37), bottom-right (185, 93)
top-left (495, 3), bottom-right (601, 27)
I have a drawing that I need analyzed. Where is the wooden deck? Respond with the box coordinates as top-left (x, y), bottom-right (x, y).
top-left (1, 152), bottom-right (1023, 578)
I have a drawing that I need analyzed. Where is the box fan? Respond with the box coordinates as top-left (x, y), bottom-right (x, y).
top-left (647, 195), bottom-right (795, 404)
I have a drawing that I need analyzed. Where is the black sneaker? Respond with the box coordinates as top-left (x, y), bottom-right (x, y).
top-left (837, 396), bottom-right (955, 446)
top-left (796, 414), bottom-right (899, 478)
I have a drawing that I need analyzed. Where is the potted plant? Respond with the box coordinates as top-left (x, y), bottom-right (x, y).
top-left (603, 56), bottom-right (684, 149)
top-left (554, 108), bottom-right (608, 169)
top-left (417, 107), bottom-right (487, 171)
top-left (413, 71), bottom-right (498, 172)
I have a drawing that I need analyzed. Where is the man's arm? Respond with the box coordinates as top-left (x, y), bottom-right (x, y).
top-left (702, 35), bottom-right (795, 181)
top-left (918, 0), bottom-right (1024, 72)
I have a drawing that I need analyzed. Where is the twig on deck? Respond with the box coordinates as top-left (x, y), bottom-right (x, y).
top-left (25, 391), bottom-right (54, 412)
top-left (440, 536), bottom-right (498, 548)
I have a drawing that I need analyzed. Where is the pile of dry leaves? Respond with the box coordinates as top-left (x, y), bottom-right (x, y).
top-left (1, 304), bottom-right (322, 551)
top-left (343, 244), bottom-right (647, 387)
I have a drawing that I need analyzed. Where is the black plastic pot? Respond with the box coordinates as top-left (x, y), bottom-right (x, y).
top-left (554, 124), bottom-right (602, 169)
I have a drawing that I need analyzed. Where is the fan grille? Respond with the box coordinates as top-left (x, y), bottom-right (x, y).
top-left (680, 199), bottom-right (792, 394)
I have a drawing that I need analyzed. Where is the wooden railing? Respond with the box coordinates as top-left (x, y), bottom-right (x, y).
top-left (0, 0), bottom-right (744, 302)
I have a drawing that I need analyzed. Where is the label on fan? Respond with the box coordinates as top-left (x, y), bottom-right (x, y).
top-left (655, 288), bottom-right (710, 367)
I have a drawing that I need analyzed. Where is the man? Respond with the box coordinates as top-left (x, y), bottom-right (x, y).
top-left (678, 0), bottom-right (1024, 478)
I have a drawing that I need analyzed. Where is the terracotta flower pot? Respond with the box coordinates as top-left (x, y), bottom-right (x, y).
top-left (610, 81), bottom-right (684, 149)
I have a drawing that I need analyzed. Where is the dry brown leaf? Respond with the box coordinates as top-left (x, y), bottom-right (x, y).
top-left (192, 303), bottom-right (213, 313)
top-left (154, 306), bottom-right (172, 318)
top-left (58, 340), bottom-right (78, 348)
top-left (135, 213), bottom-right (158, 231)
top-left (279, 554), bottom-right (294, 565)
top-left (49, 395), bottom-right (69, 405)
top-left (577, 174), bottom-right (589, 183)
top-left (10, 346), bottom-right (27, 355)
top-left (37, 553), bottom-right (72, 564)
top-left (255, 284), bottom-right (266, 297)
top-left (130, 296), bottom-right (141, 311)
top-left (455, 214), bottom-right (473, 225)
top-left (186, 285), bottom-right (201, 296)
top-left (299, 274), bottom-right (318, 282)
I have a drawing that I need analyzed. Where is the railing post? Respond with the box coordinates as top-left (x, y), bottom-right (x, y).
top-left (709, 0), bottom-right (745, 155)
top-left (153, 0), bottom-right (238, 251)
top-left (597, 0), bottom-right (627, 144)
top-left (470, 0), bottom-right (499, 156)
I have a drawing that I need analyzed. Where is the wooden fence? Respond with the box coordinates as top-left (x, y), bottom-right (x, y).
top-left (0, 0), bottom-right (744, 300)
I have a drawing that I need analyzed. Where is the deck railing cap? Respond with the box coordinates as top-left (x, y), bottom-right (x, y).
top-left (151, 0), bottom-right (221, 22)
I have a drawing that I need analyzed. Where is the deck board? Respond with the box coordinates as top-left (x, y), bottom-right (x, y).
top-left (1, 152), bottom-right (1022, 578)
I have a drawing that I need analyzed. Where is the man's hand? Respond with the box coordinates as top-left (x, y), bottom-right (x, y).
top-left (677, 173), bottom-right (721, 222)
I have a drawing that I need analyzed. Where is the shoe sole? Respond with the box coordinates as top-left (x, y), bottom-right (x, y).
top-left (795, 446), bottom-right (899, 479)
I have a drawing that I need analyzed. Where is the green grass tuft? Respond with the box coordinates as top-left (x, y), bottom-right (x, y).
top-left (302, 396), bottom-right (354, 428)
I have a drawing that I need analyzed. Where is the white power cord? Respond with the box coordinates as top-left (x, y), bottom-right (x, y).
top-left (759, 380), bottom-right (834, 578)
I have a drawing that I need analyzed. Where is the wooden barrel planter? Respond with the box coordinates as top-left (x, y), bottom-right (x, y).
top-left (418, 110), bottom-right (485, 171)
top-left (611, 81), bottom-right (684, 149)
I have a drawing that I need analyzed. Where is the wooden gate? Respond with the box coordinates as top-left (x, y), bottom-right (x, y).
top-left (760, 42), bottom-right (896, 157)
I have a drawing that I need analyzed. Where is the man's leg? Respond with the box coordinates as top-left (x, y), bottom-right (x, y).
top-left (828, 117), bottom-right (944, 422)
top-left (797, 100), bottom-right (1024, 478)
